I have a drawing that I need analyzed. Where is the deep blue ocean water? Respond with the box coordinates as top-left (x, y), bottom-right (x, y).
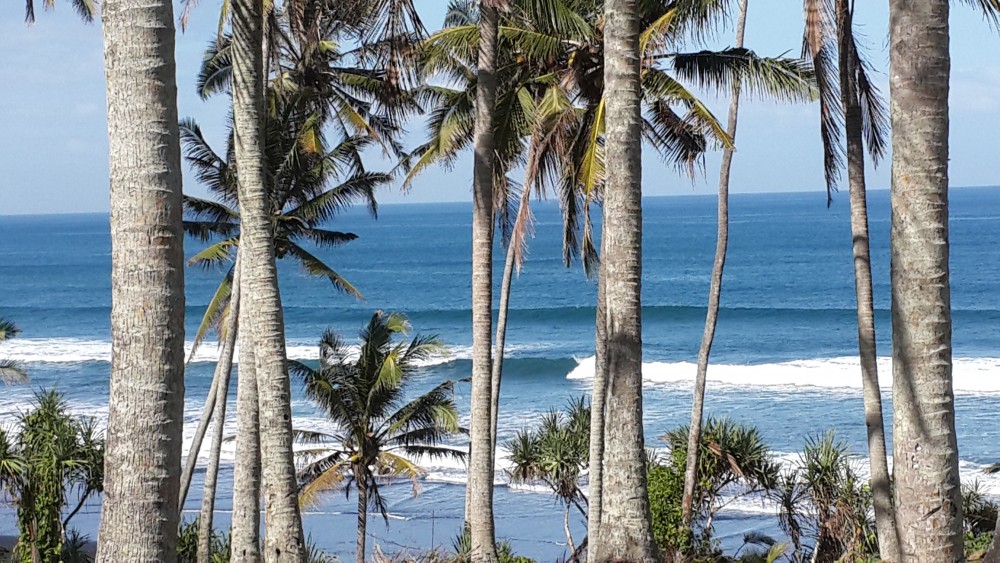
top-left (1, 187), bottom-right (998, 559)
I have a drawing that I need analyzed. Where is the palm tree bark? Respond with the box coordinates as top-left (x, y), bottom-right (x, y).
top-left (231, 289), bottom-right (262, 562)
top-left (96, 0), bottom-right (186, 558)
top-left (680, 0), bottom-right (749, 532)
top-left (356, 473), bottom-right (368, 563)
top-left (197, 258), bottom-right (241, 563)
top-left (468, 1), bottom-right (501, 561)
top-left (231, 0), bottom-right (306, 558)
top-left (836, 3), bottom-right (900, 561)
top-left (586, 224), bottom-right (608, 563)
top-left (593, 0), bottom-right (658, 560)
top-left (888, 0), bottom-right (963, 559)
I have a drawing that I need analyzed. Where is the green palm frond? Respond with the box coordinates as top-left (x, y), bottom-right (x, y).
top-left (670, 48), bottom-right (817, 103)
top-left (190, 267), bottom-right (233, 362)
top-left (282, 243), bottom-right (363, 298)
top-left (196, 36), bottom-right (234, 100)
top-left (187, 237), bottom-right (238, 269)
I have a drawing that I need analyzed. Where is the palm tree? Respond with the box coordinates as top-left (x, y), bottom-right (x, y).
top-left (593, 0), bottom-right (657, 559)
top-left (799, 2), bottom-right (897, 557)
top-left (887, 0), bottom-right (963, 559)
top-left (0, 318), bottom-right (28, 384)
top-left (230, 0), bottom-right (306, 557)
top-left (289, 312), bottom-right (464, 563)
top-left (680, 0), bottom-right (750, 534)
top-left (507, 397), bottom-right (590, 555)
top-left (466, 0), bottom-right (503, 560)
top-left (96, 0), bottom-right (188, 557)
top-left (411, 9), bottom-right (813, 552)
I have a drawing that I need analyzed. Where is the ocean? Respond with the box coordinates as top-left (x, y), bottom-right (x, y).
top-left (1, 187), bottom-right (998, 559)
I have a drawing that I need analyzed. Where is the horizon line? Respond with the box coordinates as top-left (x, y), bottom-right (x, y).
top-left (2, 183), bottom-right (997, 218)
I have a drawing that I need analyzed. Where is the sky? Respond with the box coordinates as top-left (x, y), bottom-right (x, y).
top-left (0, 1), bottom-right (998, 215)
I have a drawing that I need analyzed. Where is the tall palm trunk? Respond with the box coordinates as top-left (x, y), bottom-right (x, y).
top-left (96, 0), bottom-right (186, 558)
top-left (231, 0), bottom-right (306, 558)
top-left (888, 0), bottom-right (963, 559)
top-left (836, 3), bottom-right (899, 561)
top-left (356, 471), bottom-right (368, 563)
top-left (467, 1), bottom-right (501, 560)
top-left (198, 257), bottom-right (242, 563)
top-left (586, 224), bottom-right (608, 563)
top-left (230, 288), bottom-right (262, 562)
top-left (593, 0), bottom-right (657, 560)
top-left (680, 0), bottom-right (749, 531)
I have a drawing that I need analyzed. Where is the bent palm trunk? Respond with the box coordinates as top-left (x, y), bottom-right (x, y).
top-left (198, 259), bottom-right (241, 562)
top-left (680, 0), bottom-right (749, 531)
top-left (836, 3), bottom-right (899, 561)
top-left (593, 0), bottom-right (658, 560)
top-left (231, 0), bottom-right (305, 558)
top-left (468, 1), bottom-right (501, 561)
top-left (888, 0), bottom-right (963, 559)
top-left (96, 0), bottom-right (186, 558)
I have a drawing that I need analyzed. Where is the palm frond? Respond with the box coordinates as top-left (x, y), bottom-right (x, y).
top-left (282, 243), bottom-right (363, 298)
top-left (670, 48), bottom-right (817, 103)
top-left (0, 360), bottom-right (28, 385)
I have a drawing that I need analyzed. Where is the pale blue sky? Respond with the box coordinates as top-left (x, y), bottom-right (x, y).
top-left (1, 1), bottom-right (998, 215)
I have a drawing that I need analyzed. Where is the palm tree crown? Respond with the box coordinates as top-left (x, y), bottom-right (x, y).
top-left (289, 311), bottom-right (465, 518)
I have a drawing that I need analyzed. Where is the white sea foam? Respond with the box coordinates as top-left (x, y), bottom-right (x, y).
top-left (567, 355), bottom-right (1000, 394)
top-left (3, 338), bottom-right (468, 367)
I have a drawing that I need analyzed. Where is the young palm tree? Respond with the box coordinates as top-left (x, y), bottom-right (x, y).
top-left (0, 318), bottom-right (28, 384)
top-left (887, 0), bottom-right (963, 559)
top-left (680, 0), bottom-right (750, 533)
top-left (96, 0), bottom-right (188, 557)
top-left (594, 0), bottom-right (657, 559)
top-left (507, 397), bottom-right (590, 554)
top-left (289, 312), bottom-right (464, 563)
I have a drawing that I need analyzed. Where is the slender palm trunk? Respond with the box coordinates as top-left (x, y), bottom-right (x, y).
top-left (836, 3), bottom-right (900, 561)
top-left (179, 372), bottom-right (220, 509)
top-left (197, 258), bottom-right (242, 563)
top-left (96, 0), bottom-right (186, 558)
top-left (490, 182), bottom-right (533, 452)
top-left (468, 1), bottom-right (500, 561)
top-left (888, 0), bottom-right (962, 559)
top-left (586, 226), bottom-right (608, 563)
top-left (680, 0), bottom-right (749, 532)
top-left (593, 1), bottom-right (657, 560)
top-left (180, 270), bottom-right (242, 510)
top-left (356, 473), bottom-right (368, 563)
top-left (231, 282), bottom-right (262, 562)
top-left (231, 0), bottom-right (306, 558)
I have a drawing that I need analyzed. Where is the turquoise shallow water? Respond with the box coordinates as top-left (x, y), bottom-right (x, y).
top-left (1, 187), bottom-right (998, 559)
